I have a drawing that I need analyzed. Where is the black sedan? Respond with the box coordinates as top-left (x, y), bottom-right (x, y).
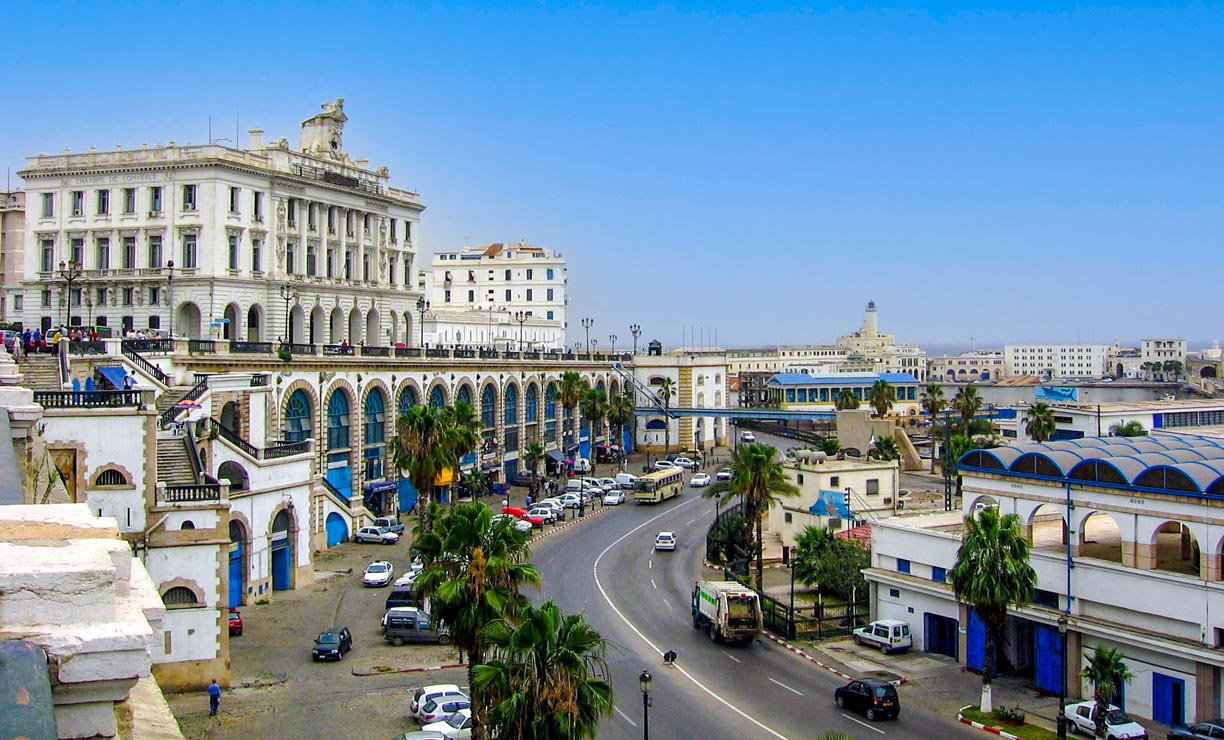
top-left (1170, 720), bottom-right (1224, 739)
top-left (833, 678), bottom-right (900, 721)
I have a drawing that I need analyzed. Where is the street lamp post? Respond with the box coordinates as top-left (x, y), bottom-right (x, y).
top-left (165, 260), bottom-right (175, 337)
top-left (942, 409), bottom-right (954, 511)
top-left (513, 310), bottom-right (527, 352)
top-left (581, 317), bottom-right (593, 355)
top-left (416, 297), bottom-right (430, 348)
top-left (279, 284), bottom-right (297, 344)
top-left (58, 260), bottom-right (82, 330)
top-left (639, 670), bottom-right (652, 740)
top-left (574, 342), bottom-right (582, 355)
top-left (630, 324), bottom-right (641, 355)
top-left (609, 333), bottom-right (617, 355)
top-left (1057, 615), bottom-right (1069, 740)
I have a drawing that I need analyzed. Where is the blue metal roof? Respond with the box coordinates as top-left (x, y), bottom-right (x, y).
top-left (769, 372), bottom-right (920, 386)
top-left (958, 433), bottom-right (1224, 497)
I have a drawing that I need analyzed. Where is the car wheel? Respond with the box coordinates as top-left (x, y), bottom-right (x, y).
top-left (880, 642), bottom-right (889, 655)
top-left (853, 635), bottom-right (862, 646)
top-left (438, 635), bottom-right (451, 646)
top-left (835, 695), bottom-right (845, 709)
top-left (391, 636), bottom-right (405, 646)
top-left (1067, 721), bottom-right (1078, 736)
top-left (866, 708), bottom-right (878, 721)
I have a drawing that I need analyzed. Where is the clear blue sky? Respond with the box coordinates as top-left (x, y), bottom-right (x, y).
top-left (4, 2), bottom-right (1222, 350)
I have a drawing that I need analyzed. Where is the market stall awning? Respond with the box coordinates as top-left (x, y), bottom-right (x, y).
top-left (433, 468), bottom-right (455, 487)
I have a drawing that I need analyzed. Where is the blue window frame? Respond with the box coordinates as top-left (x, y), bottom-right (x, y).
top-left (398, 386), bottom-right (417, 413)
top-left (364, 389), bottom-right (386, 478)
top-left (504, 384), bottom-right (518, 425)
top-left (481, 385), bottom-right (496, 429)
top-left (429, 385), bottom-right (445, 409)
top-left (897, 558), bottom-right (911, 574)
top-left (525, 384), bottom-right (539, 423)
top-left (327, 390), bottom-right (350, 451)
top-left (456, 385), bottom-right (472, 408)
top-left (932, 566), bottom-right (946, 582)
top-left (285, 389), bottom-right (312, 443)
top-left (545, 383), bottom-right (557, 442)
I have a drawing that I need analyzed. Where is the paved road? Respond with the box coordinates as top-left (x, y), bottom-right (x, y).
top-left (535, 484), bottom-right (983, 740)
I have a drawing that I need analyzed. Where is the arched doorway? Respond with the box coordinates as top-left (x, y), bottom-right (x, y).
top-left (220, 401), bottom-right (239, 431)
top-left (310, 306), bottom-right (325, 345)
top-left (365, 308), bottom-right (381, 347)
top-left (347, 307), bottom-right (362, 344)
top-left (223, 302), bottom-right (241, 340)
top-left (325, 511), bottom-right (348, 547)
top-left (289, 305), bottom-right (305, 344)
top-left (246, 305), bottom-right (263, 342)
top-left (175, 302), bottom-right (203, 340)
top-left (228, 519), bottom-right (247, 607)
top-left (329, 307), bottom-right (344, 344)
top-left (271, 509), bottom-right (293, 591)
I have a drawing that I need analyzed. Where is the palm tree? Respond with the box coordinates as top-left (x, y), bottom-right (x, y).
top-left (952, 385), bottom-right (983, 432)
top-left (871, 435), bottom-right (901, 461)
top-left (1024, 401), bottom-right (1057, 442)
top-left (1109, 420), bottom-right (1147, 437)
top-left (921, 383), bottom-right (947, 473)
top-left (1081, 645), bottom-right (1134, 739)
top-left (579, 387), bottom-right (608, 474)
top-left (948, 506), bottom-right (1037, 713)
top-left (557, 371), bottom-right (587, 460)
top-left (656, 377), bottom-right (676, 453)
top-left (388, 404), bottom-right (454, 533)
top-left (412, 502), bottom-right (541, 740)
top-left (704, 442), bottom-right (799, 591)
top-left (606, 393), bottom-right (634, 459)
top-left (819, 437), bottom-right (841, 457)
top-left (869, 379), bottom-right (894, 418)
top-left (474, 599), bottom-right (614, 740)
top-left (834, 388), bottom-right (859, 410)
top-left (441, 401), bottom-right (482, 503)
top-left (522, 440), bottom-right (546, 497)
top-left (792, 525), bottom-right (837, 588)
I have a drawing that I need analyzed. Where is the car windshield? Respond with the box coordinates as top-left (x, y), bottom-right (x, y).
top-left (447, 712), bottom-right (467, 729)
top-left (317, 634), bottom-right (340, 644)
top-left (368, 564), bottom-right (388, 573)
top-left (1105, 709), bottom-right (1133, 724)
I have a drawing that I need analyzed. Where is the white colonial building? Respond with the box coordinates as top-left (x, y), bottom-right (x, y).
top-left (1004, 343), bottom-right (1110, 379)
top-left (928, 351), bottom-right (1007, 382)
top-left (17, 99), bottom-right (424, 345)
top-left (866, 433), bottom-right (1224, 729)
top-left (631, 345), bottom-right (729, 453)
top-left (1, 190), bottom-right (24, 323)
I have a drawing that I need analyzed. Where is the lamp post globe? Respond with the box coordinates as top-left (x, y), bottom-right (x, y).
top-left (630, 324), bottom-right (642, 355)
top-left (639, 670), bottom-right (653, 740)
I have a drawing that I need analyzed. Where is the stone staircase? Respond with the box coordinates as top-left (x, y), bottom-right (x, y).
top-left (156, 437), bottom-right (197, 485)
top-left (155, 386), bottom-right (197, 424)
top-left (16, 355), bottom-right (62, 391)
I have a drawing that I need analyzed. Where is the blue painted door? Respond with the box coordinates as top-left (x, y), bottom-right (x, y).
top-left (398, 478), bottom-right (417, 513)
top-left (326, 455), bottom-right (352, 501)
top-left (967, 610), bottom-right (989, 674)
top-left (505, 460), bottom-right (518, 479)
top-left (924, 613), bottom-right (959, 660)
top-left (1033, 624), bottom-right (1063, 695)
top-left (1153, 673), bottom-right (1185, 725)
top-left (272, 542), bottom-right (290, 591)
top-left (325, 513), bottom-right (347, 547)
top-left (227, 541), bottom-right (244, 608)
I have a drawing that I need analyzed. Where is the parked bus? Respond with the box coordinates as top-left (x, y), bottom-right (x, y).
top-left (634, 468), bottom-right (684, 504)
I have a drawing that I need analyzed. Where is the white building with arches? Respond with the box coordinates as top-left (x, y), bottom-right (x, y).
top-left (632, 348), bottom-right (729, 453)
top-left (866, 433), bottom-right (1224, 730)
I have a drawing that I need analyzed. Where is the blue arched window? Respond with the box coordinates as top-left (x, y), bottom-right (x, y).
top-left (545, 383), bottom-right (557, 443)
top-left (364, 389), bottom-right (386, 479)
top-left (399, 386), bottom-right (418, 414)
top-left (457, 385), bottom-right (473, 408)
top-left (504, 385), bottom-right (518, 425)
top-left (481, 385), bottom-right (496, 429)
top-left (285, 389), bottom-right (312, 443)
top-left (327, 390), bottom-right (350, 451)
top-left (525, 384), bottom-right (539, 423)
top-left (429, 385), bottom-right (445, 409)
top-left (596, 380), bottom-right (605, 395)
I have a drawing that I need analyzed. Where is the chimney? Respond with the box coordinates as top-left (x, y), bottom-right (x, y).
top-left (248, 127), bottom-right (265, 150)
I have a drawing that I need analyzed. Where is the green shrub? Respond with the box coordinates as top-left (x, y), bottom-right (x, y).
top-left (992, 705), bottom-right (1026, 725)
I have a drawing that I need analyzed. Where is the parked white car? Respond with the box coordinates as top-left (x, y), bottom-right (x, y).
top-left (354, 526), bottom-right (399, 545)
top-left (602, 490), bottom-right (625, 505)
top-left (490, 514), bottom-right (533, 533)
top-left (672, 456), bottom-right (698, 470)
top-left (852, 619), bottom-right (913, 654)
top-left (1066, 701), bottom-right (1147, 740)
top-left (362, 560), bottom-right (395, 587)
top-left (652, 460), bottom-right (678, 471)
top-left (528, 506), bottom-right (558, 524)
top-left (689, 473), bottom-right (711, 487)
top-left (422, 707), bottom-right (473, 739)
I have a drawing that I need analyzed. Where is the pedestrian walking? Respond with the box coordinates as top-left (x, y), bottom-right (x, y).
top-left (207, 679), bottom-right (221, 715)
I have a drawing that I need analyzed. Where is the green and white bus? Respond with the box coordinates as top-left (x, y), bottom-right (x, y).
top-left (634, 468), bottom-right (684, 504)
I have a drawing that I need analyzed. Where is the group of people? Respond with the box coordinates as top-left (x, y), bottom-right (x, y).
top-left (15, 326), bottom-right (99, 357)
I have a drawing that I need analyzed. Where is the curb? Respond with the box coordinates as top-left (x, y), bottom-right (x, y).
top-left (532, 504), bottom-right (610, 539)
top-left (762, 631), bottom-right (908, 686)
top-left (352, 661), bottom-right (466, 677)
top-left (956, 707), bottom-right (1022, 740)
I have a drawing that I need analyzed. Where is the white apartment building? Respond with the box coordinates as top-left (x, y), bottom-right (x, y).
top-left (771, 452), bottom-right (901, 544)
top-left (1, 190), bottom-right (24, 323)
top-left (866, 433), bottom-right (1224, 729)
top-left (1141, 338), bottom-right (1188, 379)
top-left (1004, 343), bottom-right (1109, 379)
top-left (928, 351), bottom-right (1007, 382)
top-left (727, 302), bottom-right (927, 380)
top-left (417, 307), bottom-right (564, 351)
top-left (426, 243), bottom-right (567, 347)
top-left (17, 99), bottom-right (424, 345)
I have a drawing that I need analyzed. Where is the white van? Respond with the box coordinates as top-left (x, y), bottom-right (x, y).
top-left (572, 457), bottom-right (592, 474)
top-left (615, 473), bottom-right (639, 489)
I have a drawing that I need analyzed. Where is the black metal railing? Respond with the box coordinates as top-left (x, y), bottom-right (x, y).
top-left (394, 347), bottom-right (422, 358)
top-left (67, 341), bottom-right (107, 356)
top-left (122, 339), bottom-right (172, 354)
top-left (230, 341), bottom-right (273, 354)
top-left (162, 484), bottom-right (222, 503)
top-left (286, 343), bottom-right (315, 355)
top-left (214, 423), bottom-right (259, 459)
top-left (264, 439), bottom-right (311, 459)
top-left (322, 344), bottom-right (355, 356)
top-left (361, 345), bottom-right (390, 357)
top-left (159, 375), bottom-right (210, 427)
top-left (479, 349), bottom-right (499, 359)
top-left (119, 345), bottom-right (170, 385)
top-left (426, 348), bottom-right (451, 358)
top-left (34, 390), bottom-right (142, 408)
top-left (454, 349), bottom-right (476, 359)
top-left (503, 351), bottom-right (521, 360)
top-left (215, 422), bottom-right (310, 461)
top-left (188, 340), bottom-right (216, 354)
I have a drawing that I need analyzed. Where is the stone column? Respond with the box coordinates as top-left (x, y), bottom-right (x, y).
top-left (1196, 662), bottom-right (1220, 723)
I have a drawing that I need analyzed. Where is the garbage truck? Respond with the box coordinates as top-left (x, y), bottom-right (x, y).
top-left (691, 580), bottom-right (763, 644)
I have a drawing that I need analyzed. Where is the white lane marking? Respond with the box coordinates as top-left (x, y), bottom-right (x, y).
top-left (841, 713), bottom-right (886, 734)
top-left (651, 578), bottom-right (658, 590)
top-left (722, 652), bottom-right (741, 664)
top-left (769, 677), bottom-right (802, 696)
top-left (686, 518), bottom-right (697, 525)
top-left (648, 559), bottom-right (652, 569)
top-left (592, 496), bottom-right (791, 740)
top-left (661, 599), bottom-right (672, 610)
top-left (614, 706), bottom-right (638, 727)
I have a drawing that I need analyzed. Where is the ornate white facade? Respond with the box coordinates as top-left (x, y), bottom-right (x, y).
top-left (17, 99), bottom-right (424, 344)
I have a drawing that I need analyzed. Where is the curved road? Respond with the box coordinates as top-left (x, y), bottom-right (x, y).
top-left (532, 487), bottom-right (980, 740)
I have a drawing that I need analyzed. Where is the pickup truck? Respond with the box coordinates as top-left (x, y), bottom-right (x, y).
top-left (371, 517), bottom-right (404, 535)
